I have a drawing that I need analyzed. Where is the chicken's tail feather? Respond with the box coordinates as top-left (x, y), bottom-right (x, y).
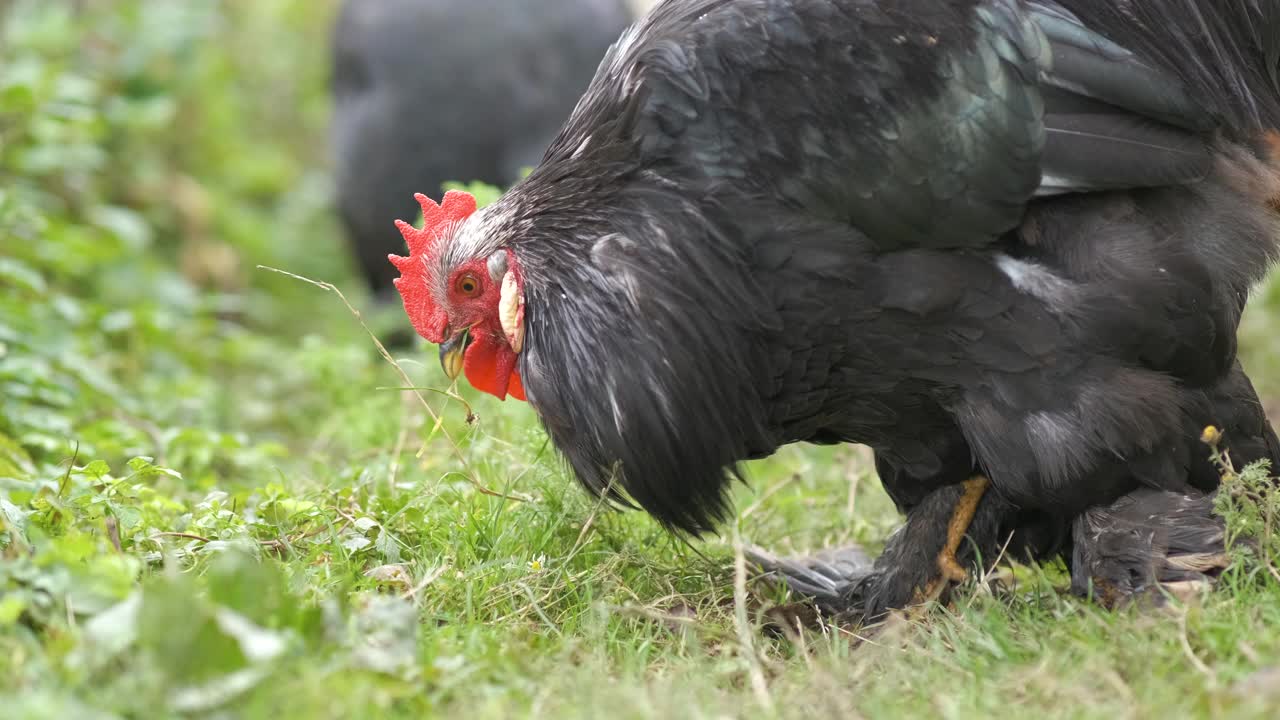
top-left (1054, 1), bottom-right (1280, 136)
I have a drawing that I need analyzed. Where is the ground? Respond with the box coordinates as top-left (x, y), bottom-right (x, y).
top-left (4, 2), bottom-right (1280, 718)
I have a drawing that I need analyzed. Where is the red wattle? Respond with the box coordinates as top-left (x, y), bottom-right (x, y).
top-left (462, 332), bottom-right (525, 402)
top-left (507, 370), bottom-right (526, 401)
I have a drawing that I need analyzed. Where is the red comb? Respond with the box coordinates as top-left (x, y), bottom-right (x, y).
top-left (387, 190), bottom-right (478, 344)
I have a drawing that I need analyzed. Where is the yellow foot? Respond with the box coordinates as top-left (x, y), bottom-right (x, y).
top-left (936, 475), bottom-right (990, 583)
top-left (914, 575), bottom-right (949, 606)
top-left (905, 475), bottom-right (992, 612)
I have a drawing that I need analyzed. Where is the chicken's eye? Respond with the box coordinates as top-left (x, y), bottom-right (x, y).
top-left (456, 273), bottom-right (481, 298)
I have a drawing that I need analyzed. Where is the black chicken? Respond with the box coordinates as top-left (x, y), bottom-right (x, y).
top-left (388, 0), bottom-right (1280, 615)
top-left (330, 0), bottom-right (633, 298)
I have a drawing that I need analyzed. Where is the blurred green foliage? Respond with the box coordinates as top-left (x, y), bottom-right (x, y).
top-left (0, 0), bottom-right (403, 713)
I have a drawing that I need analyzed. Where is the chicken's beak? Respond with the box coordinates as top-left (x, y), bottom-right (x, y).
top-left (439, 327), bottom-right (470, 380)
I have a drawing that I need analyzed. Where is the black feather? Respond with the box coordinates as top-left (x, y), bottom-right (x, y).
top-left (1029, 1), bottom-right (1213, 131)
top-left (1038, 113), bottom-right (1212, 194)
top-left (1048, 0), bottom-right (1280, 135)
top-left (1070, 487), bottom-right (1230, 606)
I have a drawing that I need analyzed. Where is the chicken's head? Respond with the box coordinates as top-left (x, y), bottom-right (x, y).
top-left (388, 190), bottom-right (526, 401)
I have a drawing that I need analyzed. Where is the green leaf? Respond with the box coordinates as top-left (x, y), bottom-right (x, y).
top-left (0, 258), bottom-right (47, 295)
top-left (109, 503), bottom-right (142, 530)
top-left (212, 607), bottom-right (288, 663)
top-left (88, 205), bottom-right (153, 251)
top-left (375, 525), bottom-right (402, 564)
top-left (341, 535), bottom-right (372, 553)
top-left (0, 496), bottom-right (29, 533)
top-left (0, 593), bottom-right (28, 626)
top-left (80, 460), bottom-right (111, 479)
top-left (81, 592), bottom-right (142, 659)
top-left (0, 432), bottom-right (35, 477)
top-left (126, 456), bottom-right (182, 482)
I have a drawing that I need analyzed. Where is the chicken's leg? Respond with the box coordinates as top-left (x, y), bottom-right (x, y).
top-left (938, 475), bottom-right (991, 582)
top-left (749, 474), bottom-right (1008, 625)
top-left (916, 474), bottom-right (990, 602)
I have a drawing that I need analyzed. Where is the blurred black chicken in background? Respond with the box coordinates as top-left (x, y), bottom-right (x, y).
top-left (328, 0), bottom-right (635, 307)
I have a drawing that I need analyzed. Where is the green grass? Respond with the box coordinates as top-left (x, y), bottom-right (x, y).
top-left (4, 1), bottom-right (1280, 718)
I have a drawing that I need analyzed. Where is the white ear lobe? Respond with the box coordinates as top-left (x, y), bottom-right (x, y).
top-left (499, 270), bottom-right (524, 353)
